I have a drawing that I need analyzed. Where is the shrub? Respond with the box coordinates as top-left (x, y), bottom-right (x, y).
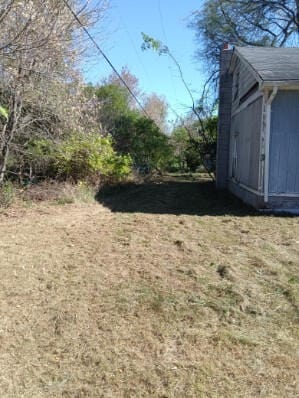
top-left (57, 181), bottom-right (95, 204)
top-left (22, 180), bottom-right (96, 205)
top-left (113, 113), bottom-right (172, 172)
top-left (24, 138), bottom-right (57, 179)
top-left (55, 132), bottom-right (132, 182)
top-left (0, 181), bottom-right (15, 208)
top-left (21, 132), bottom-right (132, 184)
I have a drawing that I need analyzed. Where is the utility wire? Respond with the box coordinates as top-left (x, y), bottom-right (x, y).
top-left (158, 0), bottom-right (168, 45)
top-left (62, 0), bottom-right (149, 118)
top-left (119, 16), bottom-right (152, 87)
top-left (157, 0), bottom-right (178, 108)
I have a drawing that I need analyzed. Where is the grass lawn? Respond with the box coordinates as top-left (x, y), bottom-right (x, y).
top-left (0, 175), bottom-right (298, 397)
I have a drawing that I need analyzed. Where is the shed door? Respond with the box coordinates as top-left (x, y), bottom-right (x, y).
top-left (269, 91), bottom-right (299, 194)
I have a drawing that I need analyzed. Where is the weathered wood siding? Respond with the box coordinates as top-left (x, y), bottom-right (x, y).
top-left (269, 91), bottom-right (299, 194)
top-left (216, 49), bottom-right (233, 189)
top-left (231, 59), bottom-right (257, 114)
top-left (229, 97), bottom-right (263, 190)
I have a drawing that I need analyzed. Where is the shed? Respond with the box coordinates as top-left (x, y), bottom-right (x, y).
top-left (216, 46), bottom-right (299, 212)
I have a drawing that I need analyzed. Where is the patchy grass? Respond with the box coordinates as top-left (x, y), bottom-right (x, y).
top-left (12, 180), bottom-right (96, 206)
top-left (0, 174), bottom-right (298, 397)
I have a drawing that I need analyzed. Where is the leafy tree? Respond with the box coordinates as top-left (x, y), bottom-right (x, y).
top-left (170, 116), bottom-right (218, 172)
top-left (196, 115), bottom-right (218, 172)
top-left (190, 0), bottom-right (299, 69)
top-left (0, 0), bottom-right (108, 183)
top-left (169, 127), bottom-right (189, 171)
top-left (114, 113), bottom-right (172, 172)
top-left (141, 33), bottom-right (217, 177)
top-left (143, 93), bottom-right (168, 133)
top-left (87, 71), bottom-right (172, 174)
top-left (102, 66), bottom-right (142, 109)
top-left (86, 67), bottom-right (142, 134)
top-left (93, 83), bottom-right (131, 133)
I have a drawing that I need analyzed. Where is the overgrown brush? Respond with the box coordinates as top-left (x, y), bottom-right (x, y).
top-left (21, 180), bottom-right (96, 205)
top-left (55, 132), bottom-right (132, 183)
top-left (0, 181), bottom-right (15, 208)
top-left (11, 132), bottom-right (132, 185)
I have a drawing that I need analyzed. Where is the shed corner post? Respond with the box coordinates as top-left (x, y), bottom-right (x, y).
top-left (216, 45), bottom-right (234, 190)
top-left (264, 86), bottom-right (278, 203)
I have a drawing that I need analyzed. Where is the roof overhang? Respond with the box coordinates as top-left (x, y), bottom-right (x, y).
top-left (261, 80), bottom-right (299, 89)
top-left (228, 47), bottom-right (263, 85)
top-left (229, 47), bottom-right (299, 91)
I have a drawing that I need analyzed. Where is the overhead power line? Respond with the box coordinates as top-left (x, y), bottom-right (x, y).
top-left (62, 0), bottom-right (149, 117)
top-left (157, 0), bottom-right (178, 106)
top-left (118, 14), bottom-right (152, 87)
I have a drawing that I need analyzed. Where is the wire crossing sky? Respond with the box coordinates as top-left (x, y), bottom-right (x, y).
top-left (62, 0), bottom-right (150, 118)
top-left (82, 0), bottom-right (204, 124)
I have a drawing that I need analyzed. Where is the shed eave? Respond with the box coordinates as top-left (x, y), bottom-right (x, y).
top-left (261, 80), bottom-right (299, 88)
top-left (228, 50), bottom-right (237, 74)
top-left (232, 48), bottom-right (263, 85)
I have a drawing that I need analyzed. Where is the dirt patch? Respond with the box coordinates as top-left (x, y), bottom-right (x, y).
top-left (0, 175), bottom-right (298, 397)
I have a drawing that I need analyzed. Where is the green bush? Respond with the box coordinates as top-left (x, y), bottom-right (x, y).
top-left (55, 132), bottom-right (132, 182)
top-left (24, 138), bottom-right (57, 179)
top-left (113, 113), bottom-right (172, 172)
top-left (0, 181), bottom-right (15, 208)
top-left (20, 132), bottom-right (132, 183)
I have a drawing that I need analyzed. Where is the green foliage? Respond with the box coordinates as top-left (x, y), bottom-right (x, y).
top-left (169, 127), bottom-right (189, 171)
top-left (199, 115), bottom-right (218, 170)
top-left (55, 132), bottom-right (132, 182)
top-left (92, 79), bottom-right (172, 172)
top-left (0, 105), bottom-right (8, 120)
top-left (5, 72), bottom-right (173, 182)
top-left (26, 138), bottom-right (56, 163)
top-left (95, 84), bottom-right (130, 117)
top-left (0, 181), bottom-right (15, 208)
top-left (18, 133), bottom-right (132, 183)
top-left (185, 144), bottom-right (202, 172)
top-left (19, 138), bottom-right (58, 180)
top-left (93, 83), bottom-right (132, 134)
top-left (113, 113), bottom-right (172, 172)
top-left (141, 33), bottom-right (168, 55)
top-left (169, 116), bottom-right (218, 172)
top-left (191, 0), bottom-right (299, 69)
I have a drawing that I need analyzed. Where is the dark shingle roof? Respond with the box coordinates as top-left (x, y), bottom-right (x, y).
top-left (235, 46), bottom-right (299, 82)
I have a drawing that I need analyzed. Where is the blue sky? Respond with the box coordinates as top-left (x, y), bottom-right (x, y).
top-left (83, 0), bottom-right (204, 123)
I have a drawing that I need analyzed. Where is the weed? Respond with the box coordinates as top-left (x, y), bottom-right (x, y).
top-left (54, 197), bottom-right (74, 205)
top-left (0, 181), bottom-right (15, 208)
top-left (222, 331), bottom-right (259, 347)
top-left (74, 181), bottom-right (95, 203)
top-left (283, 287), bottom-right (299, 311)
top-left (288, 275), bottom-right (299, 284)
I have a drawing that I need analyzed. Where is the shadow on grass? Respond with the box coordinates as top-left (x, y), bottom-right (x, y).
top-left (96, 175), bottom-right (262, 217)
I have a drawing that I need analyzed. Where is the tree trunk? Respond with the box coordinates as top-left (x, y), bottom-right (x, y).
top-left (0, 92), bottom-right (22, 184)
top-left (0, 144), bottom-right (10, 183)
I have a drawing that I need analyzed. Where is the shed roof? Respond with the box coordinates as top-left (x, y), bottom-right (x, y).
top-left (235, 46), bottom-right (299, 82)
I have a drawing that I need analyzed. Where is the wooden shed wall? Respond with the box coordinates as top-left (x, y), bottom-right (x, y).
top-left (229, 97), bottom-right (263, 190)
top-left (269, 91), bottom-right (299, 194)
top-left (231, 59), bottom-right (257, 115)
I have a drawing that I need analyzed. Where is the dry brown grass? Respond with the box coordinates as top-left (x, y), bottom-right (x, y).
top-left (0, 175), bottom-right (298, 397)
